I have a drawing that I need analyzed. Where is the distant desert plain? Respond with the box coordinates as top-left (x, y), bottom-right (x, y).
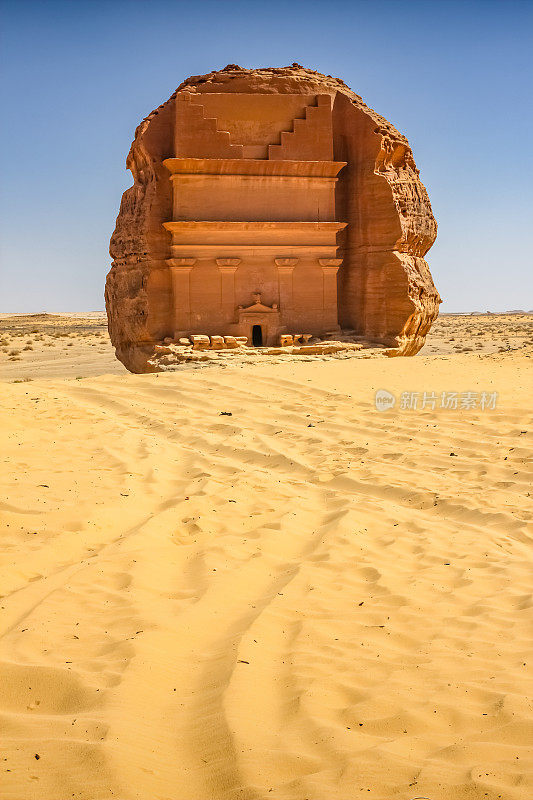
top-left (0, 312), bottom-right (532, 800)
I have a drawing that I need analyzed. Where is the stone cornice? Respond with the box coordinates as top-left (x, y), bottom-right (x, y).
top-left (216, 258), bottom-right (241, 272)
top-left (164, 158), bottom-right (347, 179)
top-left (166, 257), bottom-right (197, 269)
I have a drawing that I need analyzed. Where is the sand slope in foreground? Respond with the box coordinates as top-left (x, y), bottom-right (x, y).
top-left (0, 353), bottom-right (532, 800)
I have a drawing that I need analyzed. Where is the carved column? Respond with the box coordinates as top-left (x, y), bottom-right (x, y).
top-left (275, 258), bottom-right (298, 311)
top-left (319, 258), bottom-right (342, 330)
top-left (166, 257), bottom-right (196, 335)
top-left (216, 258), bottom-right (241, 319)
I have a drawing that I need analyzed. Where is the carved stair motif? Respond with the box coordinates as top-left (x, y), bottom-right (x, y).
top-left (176, 93), bottom-right (332, 161)
top-left (175, 94), bottom-right (243, 159)
top-left (268, 95), bottom-right (333, 161)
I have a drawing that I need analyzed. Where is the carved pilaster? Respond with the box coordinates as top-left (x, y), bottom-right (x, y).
top-left (166, 257), bottom-right (197, 334)
top-left (275, 257), bottom-right (299, 310)
top-left (318, 258), bottom-right (342, 330)
top-left (318, 258), bottom-right (343, 270)
top-left (216, 258), bottom-right (241, 312)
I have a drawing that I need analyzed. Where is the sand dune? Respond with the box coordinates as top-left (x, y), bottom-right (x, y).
top-left (1, 324), bottom-right (532, 799)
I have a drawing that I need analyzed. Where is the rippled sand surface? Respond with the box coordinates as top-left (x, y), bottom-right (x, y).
top-left (0, 316), bottom-right (532, 799)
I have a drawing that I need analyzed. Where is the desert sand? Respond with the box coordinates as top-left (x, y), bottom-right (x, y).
top-left (0, 314), bottom-right (532, 800)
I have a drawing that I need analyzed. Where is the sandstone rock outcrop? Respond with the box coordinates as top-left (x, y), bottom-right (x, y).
top-left (106, 64), bottom-right (439, 372)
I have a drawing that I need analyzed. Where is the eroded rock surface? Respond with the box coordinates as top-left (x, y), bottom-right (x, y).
top-left (106, 64), bottom-right (439, 372)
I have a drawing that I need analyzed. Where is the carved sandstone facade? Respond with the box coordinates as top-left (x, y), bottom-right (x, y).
top-left (106, 65), bottom-right (440, 372)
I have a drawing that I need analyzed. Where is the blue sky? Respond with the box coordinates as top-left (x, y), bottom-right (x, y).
top-left (1, 0), bottom-right (532, 312)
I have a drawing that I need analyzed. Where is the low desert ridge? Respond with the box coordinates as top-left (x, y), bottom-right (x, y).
top-left (0, 317), bottom-right (532, 799)
top-left (0, 312), bottom-right (532, 381)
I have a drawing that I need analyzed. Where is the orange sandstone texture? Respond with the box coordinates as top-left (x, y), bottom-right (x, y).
top-left (106, 65), bottom-right (440, 372)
